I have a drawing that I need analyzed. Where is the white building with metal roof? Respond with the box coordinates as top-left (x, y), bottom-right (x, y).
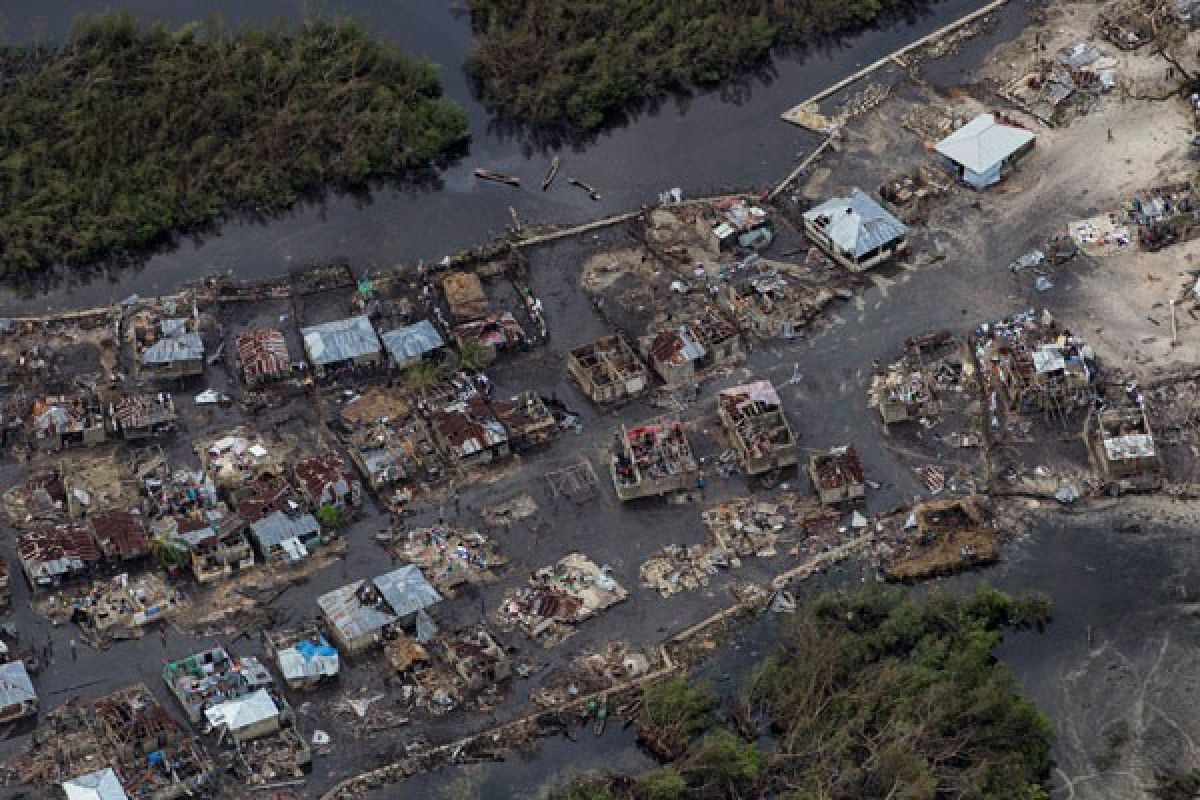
top-left (802, 189), bottom-right (908, 272)
top-left (935, 113), bottom-right (1036, 189)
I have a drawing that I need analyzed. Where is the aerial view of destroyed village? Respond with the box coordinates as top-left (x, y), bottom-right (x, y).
top-left (8, 0), bottom-right (1200, 798)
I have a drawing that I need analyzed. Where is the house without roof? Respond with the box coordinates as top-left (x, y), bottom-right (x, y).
top-left (802, 188), bottom-right (908, 271)
top-left (935, 112), bottom-right (1036, 189)
top-left (717, 380), bottom-right (799, 475)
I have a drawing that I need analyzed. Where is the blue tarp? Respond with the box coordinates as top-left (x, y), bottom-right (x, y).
top-left (295, 636), bottom-right (337, 660)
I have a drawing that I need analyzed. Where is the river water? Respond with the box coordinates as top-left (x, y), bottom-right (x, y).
top-left (0, 0), bottom-right (996, 314)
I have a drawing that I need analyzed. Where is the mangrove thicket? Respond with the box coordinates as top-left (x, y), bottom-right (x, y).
top-left (467, 0), bottom-right (919, 129)
top-left (553, 585), bottom-right (1055, 800)
top-left (0, 13), bottom-right (469, 271)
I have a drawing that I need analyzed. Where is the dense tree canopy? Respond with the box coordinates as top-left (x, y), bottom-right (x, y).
top-left (553, 585), bottom-right (1054, 800)
top-left (467, 0), bottom-right (917, 129)
top-left (0, 13), bottom-right (469, 271)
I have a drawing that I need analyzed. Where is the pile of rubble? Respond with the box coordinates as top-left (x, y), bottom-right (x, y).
top-left (392, 525), bottom-right (506, 594)
top-left (494, 554), bottom-right (627, 647)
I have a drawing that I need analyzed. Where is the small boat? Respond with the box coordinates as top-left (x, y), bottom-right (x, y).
top-left (474, 168), bottom-right (520, 187)
top-left (541, 156), bottom-right (561, 191)
top-left (568, 177), bottom-right (601, 201)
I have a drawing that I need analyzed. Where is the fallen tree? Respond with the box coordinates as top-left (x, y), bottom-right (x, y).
top-left (551, 584), bottom-right (1054, 799)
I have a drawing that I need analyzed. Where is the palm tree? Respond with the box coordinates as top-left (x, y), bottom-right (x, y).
top-left (404, 359), bottom-right (444, 398)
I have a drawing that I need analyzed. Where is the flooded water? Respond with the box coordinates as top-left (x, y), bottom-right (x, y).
top-left (400, 514), bottom-right (1200, 800)
top-left (0, 0), bottom-right (998, 314)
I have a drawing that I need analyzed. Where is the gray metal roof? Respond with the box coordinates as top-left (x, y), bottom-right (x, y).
top-left (317, 580), bottom-right (398, 642)
top-left (373, 565), bottom-right (442, 617)
top-left (0, 661), bottom-right (36, 708)
top-left (62, 767), bottom-right (129, 800)
top-left (249, 511), bottom-right (320, 551)
top-left (803, 189), bottom-right (907, 260)
top-left (381, 320), bottom-right (445, 364)
top-left (143, 332), bottom-right (204, 365)
top-left (301, 316), bottom-right (381, 366)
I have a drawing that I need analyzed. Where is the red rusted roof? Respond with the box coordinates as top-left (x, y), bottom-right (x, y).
top-left (89, 509), bottom-right (150, 559)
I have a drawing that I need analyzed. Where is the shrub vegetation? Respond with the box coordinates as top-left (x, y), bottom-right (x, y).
top-left (0, 13), bottom-right (469, 270)
top-left (467, 0), bottom-right (920, 129)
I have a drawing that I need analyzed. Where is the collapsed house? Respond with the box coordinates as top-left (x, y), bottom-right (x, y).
top-left (1003, 43), bottom-right (1116, 124)
top-left (317, 566), bottom-right (442, 656)
top-left (72, 572), bottom-right (182, 632)
top-left (138, 318), bottom-right (205, 380)
top-left (29, 393), bottom-right (105, 451)
top-left (381, 319), bottom-right (446, 369)
top-left (63, 455), bottom-right (133, 519)
top-left (721, 267), bottom-right (835, 339)
top-left (293, 452), bottom-right (363, 511)
top-left (108, 394), bottom-right (177, 440)
top-left (236, 328), bottom-right (292, 387)
top-left (807, 445), bottom-right (866, 506)
top-left (802, 189), bottom-right (908, 271)
top-left (710, 197), bottom-right (773, 251)
top-left (430, 397), bottom-right (511, 466)
top-left (264, 626), bottom-right (340, 690)
top-left (975, 310), bottom-right (1095, 421)
top-left (717, 381), bottom-right (799, 475)
top-left (25, 684), bottom-right (213, 799)
top-left (567, 335), bottom-right (649, 404)
top-left (17, 524), bottom-right (102, 587)
top-left (443, 628), bottom-right (512, 692)
top-left (869, 331), bottom-right (965, 425)
top-left (934, 113), bottom-right (1036, 189)
top-left (301, 316), bottom-right (383, 376)
top-left (164, 647), bottom-right (274, 724)
top-left (339, 388), bottom-right (447, 502)
top-left (394, 525), bottom-right (505, 592)
top-left (452, 313), bottom-right (526, 365)
top-left (495, 553), bottom-right (627, 647)
top-left (610, 420), bottom-right (699, 501)
top-left (492, 391), bottom-right (560, 450)
top-left (87, 509), bottom-right (150, 562)
top-left (1130, 182), bottom-right (1200, 251)
top-left (1086, 385), bottom-right (1162, 480)
top-left (641, 307), bottom-right (742, 386)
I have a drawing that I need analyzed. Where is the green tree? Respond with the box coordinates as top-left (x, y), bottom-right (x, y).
top-left (316, 504), bottom-right (348, 530)
top-left (404, 359), bottom-right (445, 397)
top-left (151, 533), bottom-right (188, 570)
top-left (454, 338), bottom-right (491, 373)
